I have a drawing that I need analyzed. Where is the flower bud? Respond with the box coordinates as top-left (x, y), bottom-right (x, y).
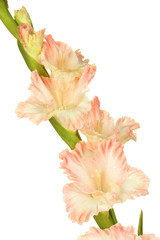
top-left (14, 6), bottom-right (32, 27)
top-left (18, 24), bottom-right (45, 61)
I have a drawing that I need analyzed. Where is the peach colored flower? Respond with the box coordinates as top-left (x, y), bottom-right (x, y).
top-left (78, 224), bottom-right (160, 240)
top-left (16, 32), bottom-right (96, 130)
top-left (60, 139), bottom-right (149, 224)
top-left (18, 23), bottom-right (45, 61)
top-left (78, 224), bottom-right (141, 240)
top-left (80, 96), bottom-right (140, 144)
top-left (38, 34), bottom-right (96, 92)
top-left (38, 34), bottom-right (92, 74)
top-left (16, 66), bottom-right (95, 130)
top-left (141, 235), bottom-right (160, 240)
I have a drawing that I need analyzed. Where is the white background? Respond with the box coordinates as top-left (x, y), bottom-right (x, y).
top-left (0, 0), bottom-right (160, 239)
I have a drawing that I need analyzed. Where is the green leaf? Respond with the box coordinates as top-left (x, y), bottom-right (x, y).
top-left (138, 210), bottom-right (143, 235)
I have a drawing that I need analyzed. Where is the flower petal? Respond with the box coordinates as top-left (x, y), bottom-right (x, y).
top-left (16, 70), bottom-right (55, 124)
top-left (61, 139), bottom-right (149, 224)
top-left (60, 142), bottom-right (99, 193)
top-left (63, 183), bottom-right (108, 225)
top-left (80, 96), bottom-right (115, 142)
top-left (16, 68), bottom-right (93, 131)
top-left (16, 101), bottom-right (52, 125)
top-left (55, 96), bottom-right (90, 131)
top-left (38, 34), bottom-right (88, 72)
top-left (93, 140), bottom-right (128, 194)
top-left (120, 166), bottom-right (150, 201)
top-left (81, 97), bottom-right (140, 144)
top-left (79, 224), bottom-right (140, 240)
top-left (115, 117), bottom-right (140, 144)
top-left (141, 234), bottom-right (160, 240)
top-left (60, 140), bottom-right (127, 195)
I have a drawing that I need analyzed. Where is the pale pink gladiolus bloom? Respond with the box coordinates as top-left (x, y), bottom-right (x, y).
top-left (141, 235), bottom-right (160, 240)
top-left (38, 34), bottom-right (92, 75)
top-left (80, 96), bottom-right (140, 144)
top-left (60, 140), bottom-right (149, 224)
top-left (79, 224), bottom-right (141, 240)
top-left (38, 34), bottom-right (96, 90)
top-left (18, 24), bottom-right (45, 61)
top-left (78, 224), bottom-right (160, 240)
top-left (16, 32), bottom-right (96, 130)
top-left (16, 66), bottom-right (95, 130)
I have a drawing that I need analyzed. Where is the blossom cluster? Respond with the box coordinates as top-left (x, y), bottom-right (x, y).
top-left (12, 7), bottom-right (158, 240)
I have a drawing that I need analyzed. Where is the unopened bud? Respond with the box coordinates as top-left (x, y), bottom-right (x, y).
top-left (18, 24), bottom-right (45, 61)
top-left (14, 6), bottom-right (33, 27)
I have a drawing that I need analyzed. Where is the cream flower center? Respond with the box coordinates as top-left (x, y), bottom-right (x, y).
top-left (91, 169), bottom-right (102, 191)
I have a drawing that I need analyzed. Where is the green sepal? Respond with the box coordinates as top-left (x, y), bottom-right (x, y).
top-left (138, 210), bottom-right (143, 236)
top-left (109, 208), bottom-right (118, 225)
top-left (17, 40), bottom-right (49, 77)
top-left (49, 117), bottom-right (81, 150)
top-left (94, 211), bottom-right (116, 229)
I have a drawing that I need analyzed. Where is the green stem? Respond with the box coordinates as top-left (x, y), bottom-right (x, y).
top-left (1, 0), bottom-right (8, 8)
top-left (0, 2), bottom-right (118, 229)
top-left (0, 1), bottom-right (47, 77)
top-left (17, 40), bottom-right (49, 77)
top-left (0, 0), bottom-right (19, 38)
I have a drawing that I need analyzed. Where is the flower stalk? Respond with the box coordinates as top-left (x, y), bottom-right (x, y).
top-left (0, 0), bottom-right (18, 38)
top-left (0, 1), bottom-right (118, 230)
top-left (17, 40), bottom-right (49, 77)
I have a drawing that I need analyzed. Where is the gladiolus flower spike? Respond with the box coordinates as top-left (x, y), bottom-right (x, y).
top-left (0, 1), bottom-right (158, 239)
